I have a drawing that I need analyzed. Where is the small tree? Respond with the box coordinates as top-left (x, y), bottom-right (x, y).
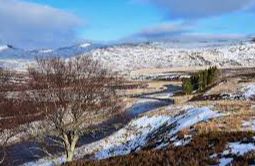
top-left (28, 56), bottom-right (123, 162)
top-left (182, 79), bottom-right (193, 95)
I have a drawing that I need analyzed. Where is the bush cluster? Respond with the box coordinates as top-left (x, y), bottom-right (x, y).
top-left (182, 66), bottom-right (219, 95)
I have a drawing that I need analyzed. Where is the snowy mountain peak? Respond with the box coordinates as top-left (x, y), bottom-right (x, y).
top-left (38, 49), bottom-right (53, 53)
top-left (80, 43), bottom-right (91, 48)
top-left (0, 44), bottom-right (17, 52)
top-left (0, 45), bottom-right (12, 52)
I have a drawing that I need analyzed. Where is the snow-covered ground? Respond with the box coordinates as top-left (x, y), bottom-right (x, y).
top-left (243, 122), bottom-right (255, 131)
top-left (206, 83), bottom-right (255, 101)
top-left (219, 158), bottom-right (233, 166)
top-left (217, 142), bottom-right (255, 166)
top-left (242, 84), bottom-right (255, 99)
top-left (226, 142), bottom-right (255, 156)
top-left (77, 107), bottom-right (221, 159)
top-left (22, 107), bottom-right (221, 166)
top-left (213, 118), bottom-right (255, 166)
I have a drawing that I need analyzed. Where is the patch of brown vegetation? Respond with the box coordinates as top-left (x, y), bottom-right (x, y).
top-left (0, 99), bottom-right (45, 129)
top-left (214, 100), bottom-right (252, 113)
top-left (192, 100), bottom-right (255, 132)
top-left (65, 131), bottom-right (255, 166)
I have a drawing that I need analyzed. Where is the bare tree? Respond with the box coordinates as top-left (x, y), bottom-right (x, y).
top-left (27, 56), bottom-right (123, 162)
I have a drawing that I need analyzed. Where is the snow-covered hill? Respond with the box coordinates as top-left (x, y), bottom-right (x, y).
top-left (0, 42), bottom-right (103, 71)
top-left (86, 41), bottom-right (255, 73)
top-left (1, 41), bottom-right (255, 72)
top-left (0, 42), bottom-right (102, 59)
top-left (23, 106), bottom-right (222, 166)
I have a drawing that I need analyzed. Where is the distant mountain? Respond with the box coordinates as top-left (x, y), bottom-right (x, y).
top-left (50, 42), bottom-right (104, 58)
top-left (0, 42), bottom-right (107, 71)
top-left (0, 44), bottom-right (31, 59)
top-left (0, 45), bottom-right (9, 52)
top-left (1, 40), bottom-right (255, 73)
top-left (0, 42), bottom-right (104, 60)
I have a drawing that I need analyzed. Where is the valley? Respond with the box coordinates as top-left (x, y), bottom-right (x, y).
top-left (1, 41), bottom-right (255, 166)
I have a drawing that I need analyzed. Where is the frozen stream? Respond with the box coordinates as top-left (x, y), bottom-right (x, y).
top-left (128, 84), bottom-right (181, 116)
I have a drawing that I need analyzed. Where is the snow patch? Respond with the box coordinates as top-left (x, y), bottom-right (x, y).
top-left (87, 107), bottom-right (220, 159)
top-left (77, 115), bottom-right (171, 160)
top-left (218, 84), bottom-right (255, 101)
top-left (242, 119), bottom-right (255, 130)
top-left (228, 142), bottom-right (255, 156)
top-left (38, 49), bottom-right (53, 53)
top-left (172, 135), bottom-right (192, 147)
top-left (168, 107), bottom-right (221, 137)
top-left (219, 157), bottom-right (233, 166)
top-left (22, 156), bottom-right (66, 166)
top-left (0, 45), bottom-right (9, 52)
top-left (242, 84), bottom-right (255, 99)
top-left (217, 141), bottom-right (255, 166)
top-left (80, 43), bottom-right (91, 48)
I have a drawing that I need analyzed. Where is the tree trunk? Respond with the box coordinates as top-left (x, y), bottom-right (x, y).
top-left (0, 146), bottom-right (6, 164)
top-left (66, 149), bottom-right (75, 162)
top-left (64, 133), bottom-right (79, 162)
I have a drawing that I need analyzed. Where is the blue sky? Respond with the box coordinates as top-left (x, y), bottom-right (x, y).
top-left (1, 0), bottom-right (255, 48)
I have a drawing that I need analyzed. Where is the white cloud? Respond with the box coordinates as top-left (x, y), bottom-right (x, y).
top-left (0, 0), bottom-right (83, 48)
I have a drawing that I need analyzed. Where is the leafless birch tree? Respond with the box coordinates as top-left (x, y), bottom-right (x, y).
top-left (27, 56), bottom-right (123, 162)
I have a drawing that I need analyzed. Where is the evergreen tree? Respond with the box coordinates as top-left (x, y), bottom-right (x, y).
top-left (182, 79), bottom-right (193, 95)
top-left (182, 66), bottom-right (219, 94)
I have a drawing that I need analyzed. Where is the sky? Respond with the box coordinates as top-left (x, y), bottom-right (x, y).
top-left (0, 0), bottom-right (255, 48)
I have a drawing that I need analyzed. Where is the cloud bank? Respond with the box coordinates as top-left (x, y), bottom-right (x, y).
top-left (136, 22), bottom-right (193, 40)
top-left (143, 0), bottom-right (255, 19)
top-left (131, 0), bottom-right (255, 41)
top-left (0, 0), bottom-right (82, 48)
top-left (129, 21), bottom-right (246, 42)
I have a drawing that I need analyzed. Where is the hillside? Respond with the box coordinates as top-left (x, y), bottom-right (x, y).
top-left (11, 67), bottom-right (255, 166)
top-left (87, 42), bottom-right (255, 74)
top-left (1, 41), bottom-right (255, 75)
top-left (2, 42), bottom-right (255, 166)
